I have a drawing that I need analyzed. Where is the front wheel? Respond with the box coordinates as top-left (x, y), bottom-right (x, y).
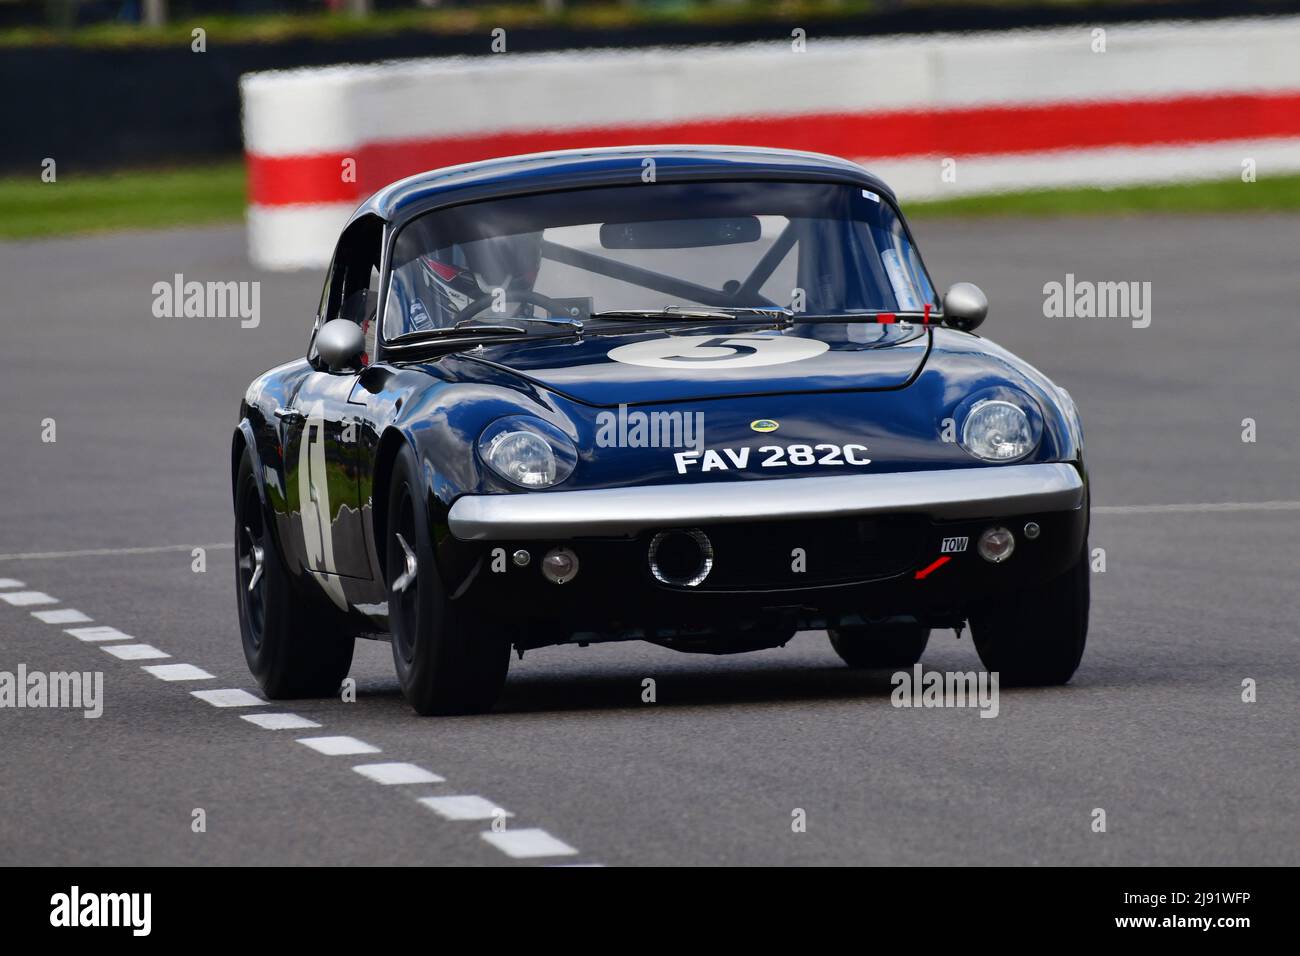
top-left (969, 547), bottom-right (1089, 686)
top-left (828, 619), bottom-right (930, 668)
top-left (235, 448), bottom-right (354, 698)
top-left (386, 444), bottom-right (509, 715)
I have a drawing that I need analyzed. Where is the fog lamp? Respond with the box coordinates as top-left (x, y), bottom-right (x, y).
top-left (541, 547), bottom-right (579, 584)
top-left (978, 527), bottom-right (1015, 564)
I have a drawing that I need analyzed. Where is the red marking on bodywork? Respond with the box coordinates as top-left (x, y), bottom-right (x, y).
top-left (914, 556), bottom-right (951, 580)
top-left (877, 312), bottom-right (896, 324)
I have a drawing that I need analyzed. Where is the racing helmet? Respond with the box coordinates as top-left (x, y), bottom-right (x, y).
top-left (416, 231), bottom-right (543, 322)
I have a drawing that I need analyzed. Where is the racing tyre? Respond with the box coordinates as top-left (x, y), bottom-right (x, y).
top-left (386, 444), bottom-right (510, 715)
top-left (235, 448), bottom-right (355, 698)
top-left (969, 546), bottom-right (1089, 686)
top-left (828, 619), bottom-right (930, 668)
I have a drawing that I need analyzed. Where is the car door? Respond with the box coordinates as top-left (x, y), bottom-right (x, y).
top-left (283, 216), bottom-right (382, 582)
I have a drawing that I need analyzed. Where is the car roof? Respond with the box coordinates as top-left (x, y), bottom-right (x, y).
top-left (351, 145), bottom-right (896, 227)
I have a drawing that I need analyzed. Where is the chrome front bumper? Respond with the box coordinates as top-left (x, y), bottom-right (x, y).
top-left (447, 463), bottom-right (1085, 542)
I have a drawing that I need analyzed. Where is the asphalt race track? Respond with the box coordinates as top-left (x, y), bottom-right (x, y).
top-left (1, 215), bottom-right (1296, 866)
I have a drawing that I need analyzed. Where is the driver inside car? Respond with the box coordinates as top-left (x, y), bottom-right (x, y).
top-left (389, 230), bottom-right (546, 335)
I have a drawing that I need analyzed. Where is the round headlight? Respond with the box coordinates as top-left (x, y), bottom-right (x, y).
top-left (961, 400), bottom-right (1035, 462)
top-left (486, 431), bottom-right (556, 487)
top-left (477, 416), bottom-right (577, 489)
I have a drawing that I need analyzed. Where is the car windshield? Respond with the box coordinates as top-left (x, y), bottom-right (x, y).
top-left (383, 180), bottom-right (938, 339)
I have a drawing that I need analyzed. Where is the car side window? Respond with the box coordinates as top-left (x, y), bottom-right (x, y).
top-left (313, 215), bottom-right (384, 364)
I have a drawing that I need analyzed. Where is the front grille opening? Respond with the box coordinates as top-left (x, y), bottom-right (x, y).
top-left (645, 515), bottom-right (925, 590)
top-left (648, 529), bottom-right (713, 587)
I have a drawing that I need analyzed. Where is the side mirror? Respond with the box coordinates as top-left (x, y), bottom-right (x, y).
top-left (942, 282), bottom-right (989, 332)
top-left (315, 318), bottom-right (366, 372)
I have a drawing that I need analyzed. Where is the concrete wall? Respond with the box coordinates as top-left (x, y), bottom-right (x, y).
top-left (241, 16), bottom-right (1300, 269)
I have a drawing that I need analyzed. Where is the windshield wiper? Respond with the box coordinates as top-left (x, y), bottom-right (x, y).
top-left (388, 316), bottom-right (585, 348)
top-left (386, 326), bottom-right (530, 348)
top-left (452, 314), bottom-right (584, 331)
top-left (592, 306), bottom-right (793, 323)
top-left (795, 310), bottom-right (935, 324)
top-left (722, 306), bottom-right (795, 318)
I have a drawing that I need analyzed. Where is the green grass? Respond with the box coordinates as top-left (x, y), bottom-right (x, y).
top-left (905, 174), bottom-right (1300, 218)
top-left (0, 163), bottom-right (246, 239)
top-left (3, 0), bottom-right (1234, 50)
top-left (3, 2), bottom-right (879, 49)
top-left (2, 163), bottom-right (1296, 241)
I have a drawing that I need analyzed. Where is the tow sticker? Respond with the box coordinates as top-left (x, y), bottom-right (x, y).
top-left (940, 536), bottom-right (969, 554)
top-left (608, 333), bottom-right (829, 370)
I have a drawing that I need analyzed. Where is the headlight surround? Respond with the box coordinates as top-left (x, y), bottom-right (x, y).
top-left (477, 416), bottom-right (577, 489)
top-left (960, 397), bottom-right (1040, 463)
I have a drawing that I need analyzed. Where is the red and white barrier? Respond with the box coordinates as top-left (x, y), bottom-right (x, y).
top-left (241, 16), bottom-right (1300, 270)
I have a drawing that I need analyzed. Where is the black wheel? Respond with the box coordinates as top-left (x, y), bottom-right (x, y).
top-left (969, 546), bottom-right (1089, 686)
top-left (828, 619), bottom-right (931, 668)
top-left (235, 449), bottom-right (354, 698)
top-left (386, 444), bottom-right (509, 715)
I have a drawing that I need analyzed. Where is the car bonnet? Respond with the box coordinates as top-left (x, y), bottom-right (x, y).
top-left (452, 322), bottom-right (930, 406)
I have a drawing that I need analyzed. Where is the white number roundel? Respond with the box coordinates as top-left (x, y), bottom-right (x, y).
top-left (607, 333), bottom-right (829, 370)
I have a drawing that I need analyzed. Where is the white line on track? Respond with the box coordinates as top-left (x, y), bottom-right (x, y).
top-left (296, 736), bottom-right (381, 756)
top-left (65, 625), bottom-right (135, 642)
top-left (419, 795), bottom-right (514, 821)
top-left (352, 763), bottom-right (444, 785)
top-left (142, 663), bottom-right (214, 681)
top-left (1094, 500), bottom-right (1300, 514)
top-left (101, 643), bottom-right (170, 661)
top-left (241, 712), bottom-right (321, 730)
top-left (0, 591), bottom-right (58, 606)
top-left (0, 543), bottom-right (233, 562)
top-left (191, 688), bottom-right (266, 708)
top-left (0, 574), bottom-right (589, 865)
top-left (480, 829), bottom-right (579, 859)
top-left (31, 608), bottom-right (92, 624)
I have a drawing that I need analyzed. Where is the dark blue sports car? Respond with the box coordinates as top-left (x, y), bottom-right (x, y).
top-left (233, 145), bottom-right (1088, 715)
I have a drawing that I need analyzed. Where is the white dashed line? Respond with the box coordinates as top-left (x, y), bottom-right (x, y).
top-left (0, 591), bottom-right (58, 606)
top-left (31, 608), bottom-right (92, 624)
top-left (1094, 500), bottom-right (1300, 515)
top-left (241, 712), bottom-right (321, 730)
top-left (418, 795), bottom-right (514, 822)
top-left (142, 663), bottom-right (214, 681)
top-left (2, 583), bottom-right (585, 865)
top-left (352, 763), bottom-right (445, 785)
top-left (296, 736), bottom-right (381, 756)
top-left (191, 688), bottom-right (266, 708)
top-left (101, 643), bottom-right (170, 661)
top-left (480, 828), bottom-right (579, 859)
top-left (65, 626), bottom-right (135, 643)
